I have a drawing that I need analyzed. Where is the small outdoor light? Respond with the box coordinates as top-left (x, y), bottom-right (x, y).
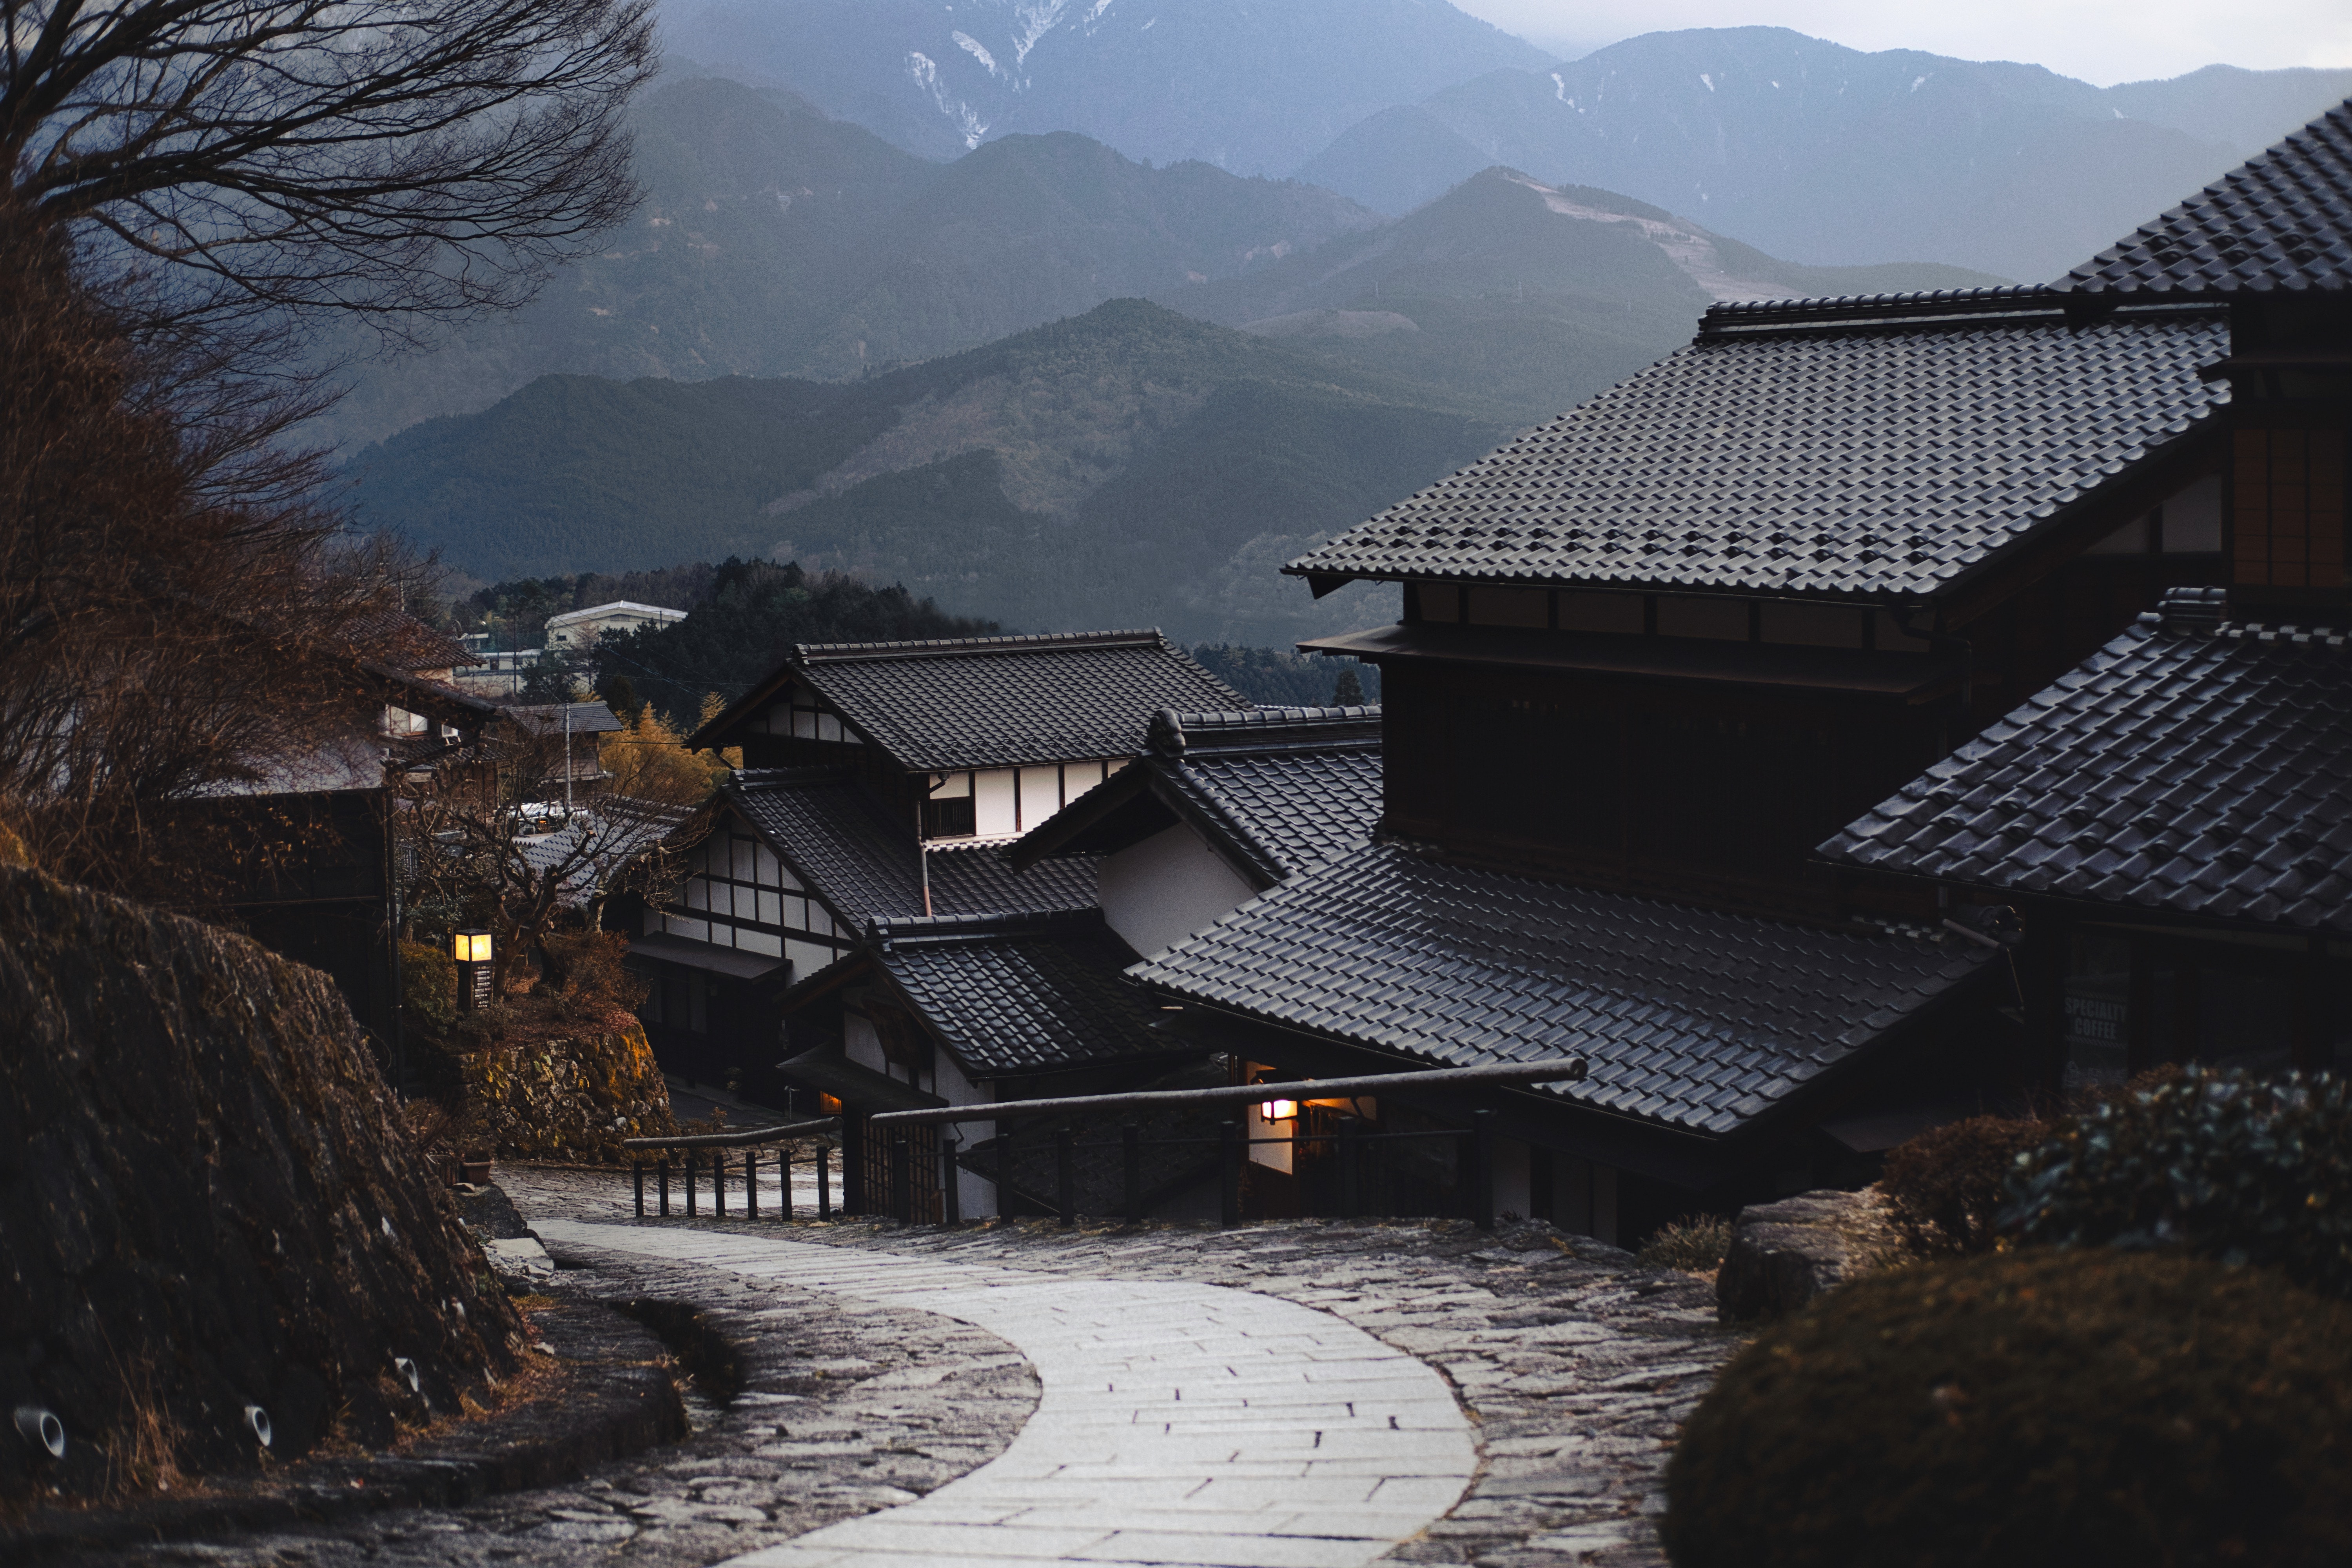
top-left (452, 928), bottom-right (494, 1011)
top-left (1259, 1098), bottom-right (1298, 1123)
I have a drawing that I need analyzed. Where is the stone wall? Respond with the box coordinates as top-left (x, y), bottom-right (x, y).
top-left (0, 867), bottom-right (523, 1508)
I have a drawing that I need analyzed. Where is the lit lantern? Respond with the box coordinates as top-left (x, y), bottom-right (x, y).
top-left (452, 928), bottom-right (494, 1011)
top-left (1259, 1098), bottom-right (1298, 1122)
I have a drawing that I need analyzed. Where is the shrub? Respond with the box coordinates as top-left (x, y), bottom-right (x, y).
top-left (1662, 1250), bottom-right (2352, 1568)
top-left (1637, 1214), bottom-right (1733, 1273)
top-left (540, 928), bottom-right (648, 1027)
top-left (2002, 1067), bottom-right (2352, 1298)
top-left (398, 938), bottom-right (457, 1038)
top-left (1881, 1114), bottom-right (2051, 1255)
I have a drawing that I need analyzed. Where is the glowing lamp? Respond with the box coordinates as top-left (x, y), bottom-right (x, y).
top-left (452, 929), bottom-right (494, 964)
top-left (452, 928), bottom-right (495, 1011)
top-left (1260, 1098), bottom-right (1298, 1122)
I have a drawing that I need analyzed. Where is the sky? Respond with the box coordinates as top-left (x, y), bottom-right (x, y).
top-left (1454, 1), bottom-right (2352, 87)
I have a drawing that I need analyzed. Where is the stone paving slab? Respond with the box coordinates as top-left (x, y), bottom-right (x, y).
top-left (513, 1169), bottom-right (1741, 1567)
top-left (539, 1221), bottom-right (1477, 1568)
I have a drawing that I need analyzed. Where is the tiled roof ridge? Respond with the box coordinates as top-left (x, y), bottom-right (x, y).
top-left (1697, 285), bottom-right (2220, 337)
top-left (2143, 585), bottom-right (2352, 646)
top-left (868, 907), bottom-right (1106, 946)
top-left (1149, 704), bottom-right (1383, 758)
top-left (791, 628), bottom-right (1172, 663)
top-left (726, 765), bottom-right (857, 790)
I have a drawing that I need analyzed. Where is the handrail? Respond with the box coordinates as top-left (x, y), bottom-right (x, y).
top-left (622, 1116), bottom-right (840, 1151)
top-left (864, 1059), bottom-right (1585, 1128)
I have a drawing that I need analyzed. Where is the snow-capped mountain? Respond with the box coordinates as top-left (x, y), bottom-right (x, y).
top-left (660, 0), bottom-right (1550, 172)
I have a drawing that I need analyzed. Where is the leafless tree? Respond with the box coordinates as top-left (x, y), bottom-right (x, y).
top-left (0, 194), bottom-right (426, 900)
top-left (2, 0), bottom-right (655, 347)
top-left (397, 726), bottom-right (711, 999)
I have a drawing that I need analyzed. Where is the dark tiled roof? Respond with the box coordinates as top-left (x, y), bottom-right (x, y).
top-left (1131, 841), bottom-right (1993, 1138)
top-left (1821, 590), bottom-right (2352, 933)
top-left (725, 769), bottom-right (1097, 928)
top-left (2065, 100), bottom-right (2352, 295)
top-left (503, 702), bottom-right (625, 737)
top-left (345, 608), bottom-right (479, 670)
top-left (867, 911), bottom-right (1176, 1077)
top-left (762, 630), bottom-right (1242, 771)
top-left (1153, 707), bottom-right (1384, 880)
top-left (1283, 292), bottom-right (2229, 601)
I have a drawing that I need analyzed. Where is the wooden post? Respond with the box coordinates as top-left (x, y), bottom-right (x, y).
top-left (1471, 1110), bottom-right (1496, 1232)
top-left (779, 1144), bottom-right (792, 1221)
top-left (745, 1149), bottom-right (758, 1219)
top-left (2127, 938), bottom-right (2158, 1077)
top-left (1055, 1129), bottom-right (1076, 1228)
top-left (1338, 1119), bottom-right (1359, 1221)
top-left (817, 1141), bottom-right (831, 1220)
top-left (713, 1149), bottom-right (726, 1218)
top-left (1219, 1123), bottom-right (1241, 1229)
top-left (685, 1151), bottom-right (698, 1217)
top-left (998, 1123), bottom-right (1013, 1220)
top-left (1122, 1123), bottom-right (1142, 1224)
top-left (2294, 933), bottom-right (2327, 1074)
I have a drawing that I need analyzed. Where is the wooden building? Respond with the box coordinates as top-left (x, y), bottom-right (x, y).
top-left (1826, 100), bottom-right (2352, 1088)
top-left (1109, 111), bottom-right (2348, 1235)
top-left (627, 630), bottom-right (1240, 1110)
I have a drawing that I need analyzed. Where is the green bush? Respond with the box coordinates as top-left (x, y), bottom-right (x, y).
top-left (1637, 1214), bottom-right (1733, 1273)
top-left (2002, 1068), bottom-right (2352, 1298)
top-left (1881, 1113), bottom-right (2051, 1256)
top-left (1662, 1250), bottom-right (2352, 1568)
top-left (398, 938), bottom-right (456, 1038)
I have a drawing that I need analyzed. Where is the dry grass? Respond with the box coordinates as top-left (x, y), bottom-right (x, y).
top-left (1638, 1215), bottom-right (1736, 1275)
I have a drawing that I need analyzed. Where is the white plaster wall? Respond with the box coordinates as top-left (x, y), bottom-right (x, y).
top-left (975, 768), bottom-right (1018, 837)
top-left (1096, 822), bottom-right (1260, 959)
top-left (931, 1052), bottom-right (996, 1217)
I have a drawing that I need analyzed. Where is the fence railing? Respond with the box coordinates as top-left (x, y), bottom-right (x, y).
top-left (621, 1060), bottom-right (1583, 1232)
top-left (621, 1116), bottom-right (840, 1221)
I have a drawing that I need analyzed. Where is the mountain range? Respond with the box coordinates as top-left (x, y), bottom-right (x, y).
top-left (657, 0), bottom-right (1551, 169)
top-left (1296, 28), bottom-right (2352, 279)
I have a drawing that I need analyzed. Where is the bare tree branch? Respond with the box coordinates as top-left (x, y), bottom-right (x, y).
top-left (1, 0), bottom-right (655, 341)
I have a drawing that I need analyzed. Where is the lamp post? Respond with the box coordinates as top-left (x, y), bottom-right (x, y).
top-left (453, 928), bottom-right (494, 1011)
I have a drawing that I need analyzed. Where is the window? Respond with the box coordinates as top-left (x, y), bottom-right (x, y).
top-left (2234, 427), bottom-right (2347, 588)
top-left (922, 794), bottom-right (976, 837)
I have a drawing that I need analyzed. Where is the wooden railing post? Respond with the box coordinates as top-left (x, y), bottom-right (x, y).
top-left (744, 1149), bottom-right (757, 1219)
top-left (817, 1141), bottom-right (831, 1220)
top-left (1220, 1122), bottom-right (1241, 1229)
top-left (685, 1150), bottom-right (698, 1218)
top-left (1471, 1109), bottom-right (1496, 1232)
top-left (1054, 1129), bottom-right (1076, 1228)
top-left (1122, 1122), bottom-right (1143, 1224)
top-left (713, 1148), bottom-right (726, 1219)
top-left (1338, 1119), bottom-right (1359, 1221)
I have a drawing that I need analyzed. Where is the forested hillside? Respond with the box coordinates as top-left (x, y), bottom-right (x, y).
top-left (350, 301), bottom-right (1503, 644)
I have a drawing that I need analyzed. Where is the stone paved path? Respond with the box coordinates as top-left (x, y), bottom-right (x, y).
top-left (515, 1169), bottom-right (1740, 1566)
top-left (539, 1221), bottom-right (1476, 1568)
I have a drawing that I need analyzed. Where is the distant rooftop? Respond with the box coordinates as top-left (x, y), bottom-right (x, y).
top-left (696, 630), bottom-right (1243, 772)
top-left (545, 600), bottom-right (689, 629)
